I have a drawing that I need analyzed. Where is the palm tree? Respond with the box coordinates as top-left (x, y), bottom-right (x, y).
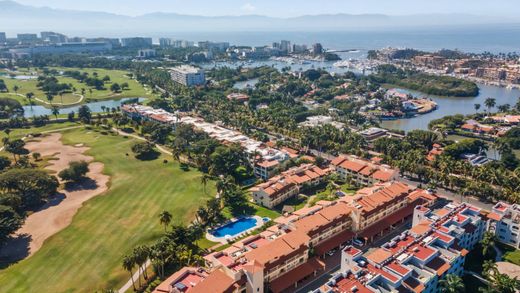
top-left (484, 98), bottom-right (497, 112)
top-left (481, 231), bottom-right (496, 257)
top-left (483, 259), bottom-right (498, 279)
top-left (122, 255), bottom-right (136, 291)
top-left (4, 128), bottom-right (10, 138)
top-left (26, 92), bottom-right (34, 107)
top-left (439, 274), bottom-right (464, 293)
top-left (474, 103), bottom-right (481, 113)
top-left (200, 174), bottom-right (211, 194)
top-left (46, 93), bottom-right (54, 105)
top-left (158, 210), bottom-right (172, 232)
top-left (13, 85), bottom-right (19, 94)
top-left (51, 106), bottom-right (60, 120)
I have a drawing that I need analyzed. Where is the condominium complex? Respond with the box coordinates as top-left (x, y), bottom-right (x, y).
top-left (488, 202), bottom-right (520, 249)
top-left (169, 65), bottom-right (206, 87)
top-left (318, 202), bottom-right (485, 293)
top-left (154, 182), bottom-right (437, 293)
top-left (250, 164), bottom-right (331, 208)
top-left (331, 155), bottom-right (399, 186)
top-left (121, 104), bottom-right (290, 180)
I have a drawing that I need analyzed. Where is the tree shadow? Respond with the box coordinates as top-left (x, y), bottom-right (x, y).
top-left (0, 234), bottom-right (31, 269)
top-left (180, 163), bottom-right (191, 172)
top-left (35, 192), bottom-right (66, 212)
top-left (63, 177), bottom-right (99, 192)
top-left (135, 150), bottom-right (160, 161)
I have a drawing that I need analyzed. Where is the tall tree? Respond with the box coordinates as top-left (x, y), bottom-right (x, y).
top-left (158, 210), bottom-right (172, 232)
top-left (122, 255), bottom-right (136, 291)
top-left (439, 274), bottom-right (464, 293)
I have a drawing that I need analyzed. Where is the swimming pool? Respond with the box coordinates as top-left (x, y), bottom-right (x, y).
top-left (211, 217), bottom-right (259, 238)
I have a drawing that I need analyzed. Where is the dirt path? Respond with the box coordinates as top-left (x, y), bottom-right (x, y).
top-left (0, 133), bottom-right (109, 262)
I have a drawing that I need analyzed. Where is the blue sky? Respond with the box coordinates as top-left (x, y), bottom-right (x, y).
top-left (14, 0), bottom-right (520, 17)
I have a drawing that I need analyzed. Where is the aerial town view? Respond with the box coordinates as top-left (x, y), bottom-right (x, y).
top-left (1, 0), bottom-right (520, 292)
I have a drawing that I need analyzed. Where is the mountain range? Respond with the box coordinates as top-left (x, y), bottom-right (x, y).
top-left (0, 0), bottom-right (518, 37)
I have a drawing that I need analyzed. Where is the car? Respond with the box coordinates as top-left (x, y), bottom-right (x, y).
top-left (353, 239), bottom-right (364, 247)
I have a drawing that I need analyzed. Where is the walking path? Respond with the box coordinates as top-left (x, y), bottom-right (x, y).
top-left (118, 260), bottom-right (151, 293)
top-left (112, 128), bottom-right (172, 156)
top-left (6, 92), bottom-right (85, 106)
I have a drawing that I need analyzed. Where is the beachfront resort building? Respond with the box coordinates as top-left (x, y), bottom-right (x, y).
top-left (331, 154), bottom-right (399, 186)
top-left (318, 202), bottom-right (485, 293)
top-left (170, 65), bottom-right (206, 87)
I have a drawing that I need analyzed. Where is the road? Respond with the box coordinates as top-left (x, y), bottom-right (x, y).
top-left (295, 220), bottom-right (413, 293)
top-left (397, 175), bottom-right (494, 211)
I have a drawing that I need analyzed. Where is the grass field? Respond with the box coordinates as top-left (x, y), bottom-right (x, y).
top-left (0, 126), bottom-right (215, 292)
top-left (0, 67), bottom-right (151, 108)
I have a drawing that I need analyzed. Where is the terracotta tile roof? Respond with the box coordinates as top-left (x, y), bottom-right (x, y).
top-left (244, 231), bottom-right (309, 269)
top-left (190, 269), bottom-right (235, 293)
top-left (355, 182), bottom-right (411, 216)
top-left (488, 212), bottom-right (503, 221)
top-left (256, 159), bottom-right (280, 168)
top-left (371, 169), bottom-right (396, 182)
top-left (153, 267), bottom-right (207, 293)
top-left (387, 261), bottom-right (411, 276)
top-left (330, 156), bottom-right (347, 166)
top-left (340, 160), bottom-right (367, 172)
top-left (409, 220), bottom-right (432, 236)
top-left (366, 248), bottom-right (393, 265)
top-left (409, 244), bottom-right (436, 262)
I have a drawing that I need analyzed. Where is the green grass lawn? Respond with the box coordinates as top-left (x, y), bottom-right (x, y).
top-left (0, 121), bottom-right (80, 141)
top-left (0, 127), bottom-right (215, 292)
top-left (497, 242), bottom-right (520, 266)
top-left (0, 67), bottom-right (151, 108)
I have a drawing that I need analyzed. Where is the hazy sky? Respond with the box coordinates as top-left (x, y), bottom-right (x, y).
top-left (13, 0), bottom-right (520, 17)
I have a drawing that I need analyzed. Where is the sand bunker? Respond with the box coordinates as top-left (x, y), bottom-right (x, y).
top-left (0, 133), bottom-right (109, 262)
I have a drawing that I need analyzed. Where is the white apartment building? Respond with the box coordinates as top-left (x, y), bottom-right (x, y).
top-left (488, 202), bottom-right (520, 248)
top-left (170, 65), bottom-right (206, 87)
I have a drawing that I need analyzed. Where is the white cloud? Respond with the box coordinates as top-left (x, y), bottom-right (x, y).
top-left (240, 3), bottom-right (256, 13)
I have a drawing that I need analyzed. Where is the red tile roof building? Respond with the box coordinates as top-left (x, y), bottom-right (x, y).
top-left (331, 155), bottom-right (399, 186)
top-left (321, 202), bottom-right (485, 293)
top-left (155, 183), bottom-right (438, 293)
top-left (250, 164), bottom-right (331, 208)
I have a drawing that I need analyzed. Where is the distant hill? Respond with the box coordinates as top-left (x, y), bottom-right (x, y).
top-left (0, 0), bottom-right (517, 36)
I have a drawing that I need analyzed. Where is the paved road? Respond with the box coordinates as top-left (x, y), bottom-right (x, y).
top-left (295, 220), bottom-right (413, 293)
top-left (397, 175), bottom-right (494, 212)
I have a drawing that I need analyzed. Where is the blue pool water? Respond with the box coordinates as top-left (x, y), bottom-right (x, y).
top-left (212, 217), bottom-right (258, 238)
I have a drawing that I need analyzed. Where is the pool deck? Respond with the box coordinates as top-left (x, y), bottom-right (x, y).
top-left (206, 216), bottom-right (265, 244)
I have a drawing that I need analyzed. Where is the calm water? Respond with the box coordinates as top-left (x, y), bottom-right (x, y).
top-left (211, 217), bottom-right (258, 238)
top-left (159, 25), bottom-right (520, 54)
top-left (23, 97), bottom-right (145, 117)
top-left (233, 77), bottom-right (260, 89)
top-left (381, 85), bottom-right (520, 132)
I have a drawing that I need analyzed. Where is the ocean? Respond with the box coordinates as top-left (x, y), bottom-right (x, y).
top-left (154, 24), bottom-right (520, 54)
